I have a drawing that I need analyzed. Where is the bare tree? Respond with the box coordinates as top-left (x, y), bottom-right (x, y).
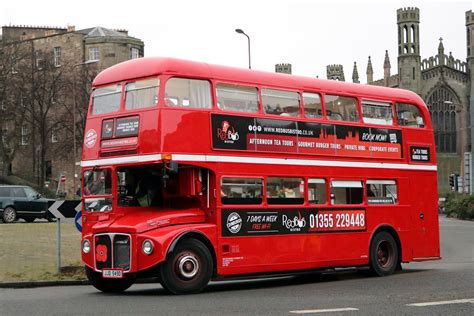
top-left (6, 45), bottom-right (73, 185)
top-left (59, 64), bottom-right (98, 157)
top-left (0, 45), bottom-right (29, 176)
top-left (1, 41), bottom-right (97, 186)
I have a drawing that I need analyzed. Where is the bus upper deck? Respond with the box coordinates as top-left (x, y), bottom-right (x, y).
top-left (82, 57), bottom-right (435, 170)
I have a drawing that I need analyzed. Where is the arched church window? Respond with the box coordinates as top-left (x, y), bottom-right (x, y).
top-left (427, 86), bottom-right (459, 153)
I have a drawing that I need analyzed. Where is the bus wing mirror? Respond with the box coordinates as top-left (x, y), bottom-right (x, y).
top-left (169, 161), bottom-right (178, 174)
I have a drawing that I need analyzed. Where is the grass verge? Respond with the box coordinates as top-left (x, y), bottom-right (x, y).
top-left (0, 221), bottom-right (86, 282)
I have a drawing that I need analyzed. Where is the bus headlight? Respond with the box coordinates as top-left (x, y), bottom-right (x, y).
top-left (142, 239), bottom-right (154, 255)
top-left (82, 239), bottom-right (91, 254)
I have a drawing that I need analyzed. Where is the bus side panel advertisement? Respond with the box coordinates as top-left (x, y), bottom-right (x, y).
top-left (222, 209), bottom-right (366, 237)
top-left (211, 114), bottom-right (403, 159)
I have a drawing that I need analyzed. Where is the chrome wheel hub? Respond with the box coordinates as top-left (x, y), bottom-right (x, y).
top-left (4, 209), bottom-right (15, 222)
top-left (178, 255), bottom-right (199, 279)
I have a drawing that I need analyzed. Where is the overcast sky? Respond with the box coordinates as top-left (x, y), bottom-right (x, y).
top-left (1, 0), bottom-right (472, 82)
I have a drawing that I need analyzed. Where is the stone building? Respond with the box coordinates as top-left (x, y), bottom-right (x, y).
top-left (0, 25), bottom-right (144, 196)
top-left (327, 8), bottom-right (474, 195)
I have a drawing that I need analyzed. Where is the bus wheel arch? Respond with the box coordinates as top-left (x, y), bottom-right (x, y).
top-left (369, 226), bottom-right (401, 276)
top-left (161, 232), bottom-right (216, 294)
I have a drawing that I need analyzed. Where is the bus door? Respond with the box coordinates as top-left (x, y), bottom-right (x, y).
top-left (410, 174), bottom-right (439, 259)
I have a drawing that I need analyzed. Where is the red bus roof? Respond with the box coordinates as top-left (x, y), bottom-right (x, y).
top-left (93, 57), bottom-right (426, 107)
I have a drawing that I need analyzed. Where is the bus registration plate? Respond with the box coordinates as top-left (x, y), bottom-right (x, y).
top-left (102, 269), bottom-right (123, 278)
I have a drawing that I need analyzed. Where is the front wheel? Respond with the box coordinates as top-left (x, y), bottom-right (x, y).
top-left (160, 239), bottom-right (213, 294)
top-left (2, 207), bottom-right (17, 223)
top-left (369, 231), bottom-right (399, 276)
top-left (85, 266), bottom-right (135, 293)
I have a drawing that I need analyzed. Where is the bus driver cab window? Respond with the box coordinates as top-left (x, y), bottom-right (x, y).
top-left (117, 165), bottom-right (204, 208)
top-left (117, 168), bottom-right (162, 207)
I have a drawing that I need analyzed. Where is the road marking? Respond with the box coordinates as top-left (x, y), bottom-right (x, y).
top-left (290, 307), bottom-right (359, 314)
top-left (407, 298), bottom-right (474, 307)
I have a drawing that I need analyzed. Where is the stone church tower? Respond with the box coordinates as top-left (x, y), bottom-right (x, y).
top-left (326, 64), bottom-right (345, 81)
top-left (397, 7), bottom-right (421, 93)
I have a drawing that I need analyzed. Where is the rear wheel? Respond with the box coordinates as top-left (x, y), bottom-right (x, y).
top-left (2, 207), bottom-right (17, 223)
top-left (369, 231), bottom-right (399, 276)
top-left (160, 239), bottom-right (213, 294)
top-left (85, 266), bottom-right (135, 293)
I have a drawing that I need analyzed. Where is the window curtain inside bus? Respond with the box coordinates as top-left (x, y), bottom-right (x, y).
top-left (189, 80), bottom-right (212, 108)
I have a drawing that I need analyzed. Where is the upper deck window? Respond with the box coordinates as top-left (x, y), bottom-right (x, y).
top-left (303, 92), bottom-right (323, 119)
top-left (125, 78), bottom-right (159, 110)
top-left (92, 84), bottom-right (121, 115)
top-left (216, 84), bottom-right (258, 113)
top-left (262, 89), bottom-right (300, 117)
top-left (396, 103), bottom-right (425, 128)
top-left (325, 95), bottom-right (359, 122)
top-left (362, 101), bottom-right (393, 125)
top-left (164, 77), bottom-right (212, 109)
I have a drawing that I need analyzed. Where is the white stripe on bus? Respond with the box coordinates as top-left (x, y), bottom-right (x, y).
top-left (81, 153), bottom-right (437, 171)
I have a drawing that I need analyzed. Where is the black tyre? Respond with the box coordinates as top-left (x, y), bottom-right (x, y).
top-left (160, 239), bottom-right (213, 294)
top-left (369, 231), bottom-right (399, 276)
top-left (85, 266), bottom-right (135, 293)
top-left (2, 207), bottom-right (17, 223)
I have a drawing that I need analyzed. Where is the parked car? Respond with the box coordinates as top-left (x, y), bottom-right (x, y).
top-left (0, 185), bottom-right (55, 223)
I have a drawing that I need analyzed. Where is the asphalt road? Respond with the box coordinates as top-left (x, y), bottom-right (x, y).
top-left (1, 215), bottom-right (473, 315)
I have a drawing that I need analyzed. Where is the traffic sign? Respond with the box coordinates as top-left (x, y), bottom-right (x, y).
top-left (75, 211), bottom-right (82, 233)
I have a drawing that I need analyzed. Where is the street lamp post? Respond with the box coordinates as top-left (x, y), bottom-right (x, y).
top-left (235, 28), bottom-right (251, 69)
top-left (72, 59), bottom-right (98, 198)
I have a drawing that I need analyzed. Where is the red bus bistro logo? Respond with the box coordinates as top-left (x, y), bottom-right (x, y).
top-left (217, 121), bottom-right (239, 144)
top-left (282, 212), bottom-right (307, 232)
top-left (85, 129), bottom-right (98, 148)
top-left (226, 212), bottom-right (242, 234)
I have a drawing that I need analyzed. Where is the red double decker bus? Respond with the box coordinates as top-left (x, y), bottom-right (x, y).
top-left (80, 57), bottom-right (440, 294)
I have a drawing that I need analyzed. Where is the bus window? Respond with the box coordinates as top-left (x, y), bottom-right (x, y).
top-left (165, 78), bottom-right (212, 108)
top-left (362, 101), bottom-right (393, 125)
top-left (267, 177), bottom-right (304, 204)
top-left (83, 168), bottom-right (112, 196)
top-left (221, 177), bottom-right (263, 205)
top-left (117, 167), bottom-right (163, 207)
top-left (330, 180), bottom-right (363, 204)
top-left (396, 103), bottom-right (425, 128)
top-left (325, 95), bottom-right (359, 122)
top-left (308, 178), bottom-right (326, 204)
top-left (216, 83), bottom-right (258, 113)
top-left (367, 180), bottom-right (397, 204)
top-left (92, 84), bottom-right (121, 115)
top-left (125, 78), bottom-right (159, 110)
top-left (262, 89), bottom-right (300, 117)
top-left (303, 92), bottom-right (323, 119)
